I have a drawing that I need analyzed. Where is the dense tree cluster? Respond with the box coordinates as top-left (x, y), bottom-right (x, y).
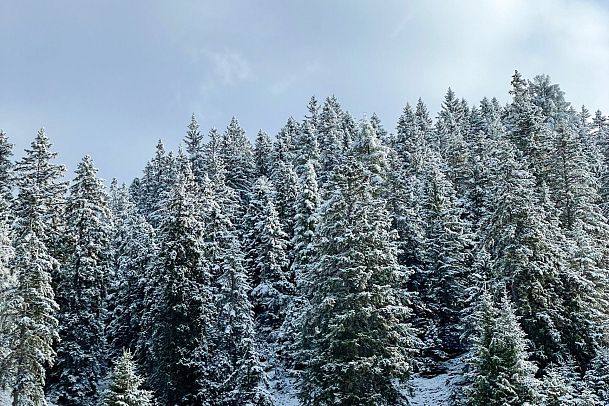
top-left (1, 72), bottom-right (609, 405)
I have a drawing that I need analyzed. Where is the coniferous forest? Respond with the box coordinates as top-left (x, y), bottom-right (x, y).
top-left (1, 71), bottom-right (609, 405)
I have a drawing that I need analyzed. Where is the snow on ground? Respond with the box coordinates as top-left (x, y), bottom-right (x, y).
top-left (0, 389), bottom-right (58, 406)
top-left (407, 357), bottom-right (466, 406)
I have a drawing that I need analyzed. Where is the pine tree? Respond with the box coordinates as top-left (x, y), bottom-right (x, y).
top-left (299, 156), bottom-right (415, 405)
top-left (220, 117), bottom-right (256, 214)
top-left (102, 350), bottom-right (154, 406)
top-left (51, 156), bottom-right (111, 406)
top-left (254, 130), bottom-right (273, 178)
top-left (106, 183), bottom-right (156, 362)
top-left (184, 113), bottom-right (207, 184)
top-left (420, 152), bottom-right (472, 356)
top-left (270, 160), bottom-right (298, 243)
top-left (243, 177), bottom-right (293, 334)
top-left (13, 128), bottom-right (67, 272)
top-left (207, 203), bottom-right (272, 405)
top-left (548, 115), bottom-right (609, 369)
top-left (0, 130), bottom-right (14, 202)
top-left (0, 188), bottom-right (59, 406)
top-left (146, 161), bottom-right (214, 405)
top-left (282, 161), bottom-right (320, 368)
top-left (294, 121), bottom-right (320, 176)
top-left (135, 140), bottom-right (176, 228)
top-left (466, 292), bottom-right (540, 406)
top-left (481, 143), bottom-right (567, 367)
top-left (585, 348), bottom-right (609, 403)
top-left (317, 97), bottom-right (345, 186)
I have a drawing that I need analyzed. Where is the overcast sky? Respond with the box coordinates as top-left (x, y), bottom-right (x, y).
top-left (1, 0), bottom-right (608, 182)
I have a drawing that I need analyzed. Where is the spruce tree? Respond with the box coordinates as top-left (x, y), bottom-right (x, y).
top-left (482, 143), bottom-right (567, 368)
top-left (299, 156), bottom-right (415, 405)
top-left (420, 152), bottom-right (472, 356)
top-left (184, 113), bottom-right (207, 184)
top-left (243, 177), bottom-right (292, 334)
top-left (0, 189), bottom-right (59, 406)
top-left (51, 156), bottom-right (111, 406)
top-left (254, 130), bottom-right (273, 178)
top-left (0, 130), bottom-right (14, 202)
top-left (135, 140), bottom-right (176, 228)
top-left (13, 129), bottom-right (67, 273)
top-left (146, 161), bottom-right (214, 405)
top-left (466, 292), bottom-right (540, 406)
top-left (106, 183), bottom-right (156, 362)
top-left (102, 350), bottom-right (154, 406)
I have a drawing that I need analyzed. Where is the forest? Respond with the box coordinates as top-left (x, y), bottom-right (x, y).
top-left (1, 71), bottom-right (609, 405)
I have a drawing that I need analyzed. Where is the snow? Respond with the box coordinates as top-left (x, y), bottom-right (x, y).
top-left (407, 357), bottom-right (466, 406)
top-left (0, 389), bottom-right (58, 406)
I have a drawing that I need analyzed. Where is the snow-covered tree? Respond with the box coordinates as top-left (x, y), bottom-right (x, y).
top-left (481, 142), bottom-right (567, 367)
top-left (0, 188), bottom-right (59, 406)
top-left (13, 128), bottom-right (67, 271)
top-left (184, 113), bottom-right (207, 183)
top-left (466, 292), bottom-right (540, 406)
top-left (243, 177), bottom-right (293, 334)
top-left (0, 130), bottom-right (14, 202)
top-left (102, 350), bottom-right (154, 406)
top-left (135, 140), bottom-right (176, 227)
top-left (419, 152), bottom-right (472, 356)
top-left (106, 183), bottom-right (156, 362)
top-left (299, 156), bottom-right (416, 405)
top-left (254, 130), bottom-right (273, 178)
top-left (146, 161), bottom-right (214, 405)
top-left (51, 156), bottom-right (111, 406)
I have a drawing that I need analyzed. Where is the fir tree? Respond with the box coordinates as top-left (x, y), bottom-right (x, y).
top-left (0, 130), bottom-right (14, 202)
top-left (102, 350), bottom-right (154, 406)
top-left (299, 156), bottom-right (415, 405)
top-left (106, 184), bottom-right (157, 362)
top-left (254, 130), bottom-right (273, 178)
top-left (51, 156), bottom-right (111, 406)
top-left (135, 140), bottom-right (176, 228)
top-left (0, 188), bottom-right (59, 406)
top-left (243, 177), bottom-right (293, 334)
top-left (13, 128), bottom-right (67, 272)
top-left (146, 161), bottom-right (214, 405)
top-left (466, 292), bottom-right (540, 406)
top-left (482, 143), bottom-right (567, 368)
top-left (184, 113), bottom-right (207, 184)
top-left (585, 348), bottom-right (609, 403)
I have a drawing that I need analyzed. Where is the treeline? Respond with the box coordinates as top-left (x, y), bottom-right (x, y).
top-left (1, 71), bottom-right (609, 405)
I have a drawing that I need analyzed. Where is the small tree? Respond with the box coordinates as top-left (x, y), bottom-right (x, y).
top-left (466, 292), bottom-right (540, 406)
top-left (103, 350), bottom-right (154, 406)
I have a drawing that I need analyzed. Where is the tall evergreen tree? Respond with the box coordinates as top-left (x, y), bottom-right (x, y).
top-left (146, 162), bottom-right (214, 405)
top-left (135, 140), bottom-right (176, 228)
top-left (51, 156), bottom-right (111, 406)
top-left (482, 143), bottom-right (567, 368)
top-left (466, 292), bottom-right (540, 406)
top-left (254, 130), bottom-right (273, 178)
top-left (243, 177), bottom-right (293, 334)
top-left (420, 152), bottom-right (472, 356)
top-left (299, 156), bottom-right (415, 405)
top-left (0, 130), bottom-right (14, 202)
top-left (106, 183), bottom-right (157, 362)
top-left (184, 113), bottom-right (207, 184)
top-left (0, 188), bottom-right (59, 406)
top-left (13, 129), bottom-right (67, 272)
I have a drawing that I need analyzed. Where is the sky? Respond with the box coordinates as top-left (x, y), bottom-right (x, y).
top-left (1, 0), bottom-right (609, 183)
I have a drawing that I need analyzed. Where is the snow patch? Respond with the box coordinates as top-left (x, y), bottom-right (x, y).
top-left (407, 357), bottom-right (466, 406)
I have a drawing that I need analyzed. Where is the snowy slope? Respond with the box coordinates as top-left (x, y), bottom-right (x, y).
top-left (0, 389), bottom-right (58, 406)
top-left (407, 357), bottom-right (466, 406)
